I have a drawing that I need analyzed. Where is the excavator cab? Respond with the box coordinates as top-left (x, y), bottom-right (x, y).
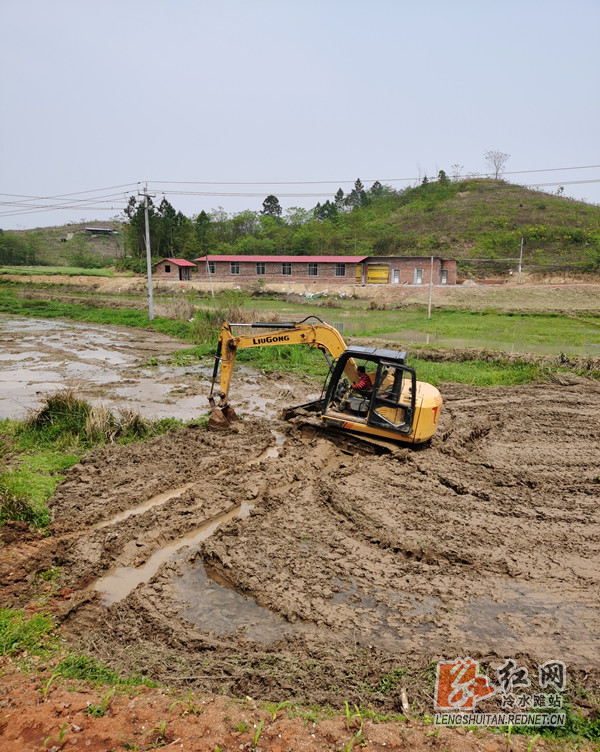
top-left (321, 346), bottom-right (418, 439)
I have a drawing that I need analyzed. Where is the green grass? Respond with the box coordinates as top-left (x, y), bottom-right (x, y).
top-left (0, 608), bottom-right (54, 655)
top-left (0, 394), bottom-right (183, 529)
top-left (410, 357), bottom-right (546, 386)
top-left (0, 282), bottom-right (194, 340)
top-left (0, 266), bottom-right (119, 277)
top-left (55, 653), bottom-right (157, 687)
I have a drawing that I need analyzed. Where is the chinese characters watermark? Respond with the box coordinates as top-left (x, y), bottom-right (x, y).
top-left (434, 657), bottom-right (567, 727)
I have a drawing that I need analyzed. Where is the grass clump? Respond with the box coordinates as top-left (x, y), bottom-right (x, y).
top-left (18, 390), bottom-right (177, 450)
top-left (0, 476), bottom-right (52, 528)
top-left (55, 653), bottom-right (157, 687)
top-left (0, 607), bottom-right (54, 655)
top-left (0, 391), bottom-right (182, 530)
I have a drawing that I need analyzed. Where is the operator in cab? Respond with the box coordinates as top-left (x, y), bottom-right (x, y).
top-left (351, 365), bottom-right (373, 395)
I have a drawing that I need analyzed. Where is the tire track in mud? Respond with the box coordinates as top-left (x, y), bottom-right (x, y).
top-left (2, 381), bottom-right (599, 707)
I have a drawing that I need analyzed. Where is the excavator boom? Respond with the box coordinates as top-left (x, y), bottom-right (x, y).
top-left (210, 318), bottom-right (358, 406)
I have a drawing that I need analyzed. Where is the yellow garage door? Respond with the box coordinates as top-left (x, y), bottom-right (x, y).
top-left (366, 265), bottom-right (389, 284)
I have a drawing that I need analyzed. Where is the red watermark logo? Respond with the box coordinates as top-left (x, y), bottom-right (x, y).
top-left (434, 657), bottom-right (496, 710)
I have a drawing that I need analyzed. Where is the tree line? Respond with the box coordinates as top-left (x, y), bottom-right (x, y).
top-left (121, 176), bottom-right (459, 267)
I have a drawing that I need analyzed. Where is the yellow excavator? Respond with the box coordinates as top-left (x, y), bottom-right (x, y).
top-left (208, 317), bottom-right (442, 446)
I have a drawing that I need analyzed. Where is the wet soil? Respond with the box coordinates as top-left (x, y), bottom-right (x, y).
top-left (1, 316), bottom-right (599, 749)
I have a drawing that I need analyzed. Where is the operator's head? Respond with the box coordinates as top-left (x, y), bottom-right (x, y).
top-left (357, 365), bottom-right (366, 374)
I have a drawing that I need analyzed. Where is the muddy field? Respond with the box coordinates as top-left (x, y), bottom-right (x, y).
top-left (1, 315), bottom-right (600, 750)
top-left (47, 381), bottom-right (600, 690)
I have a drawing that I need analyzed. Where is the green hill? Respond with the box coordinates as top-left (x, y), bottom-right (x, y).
top-left (0, 221), bottom-right (124, 268)
top-left (2, 180), bottom-right (599, 274)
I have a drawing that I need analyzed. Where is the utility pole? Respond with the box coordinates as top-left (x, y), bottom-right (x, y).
top-left (427, 255), bottom-right (434, 319)
top-left (139, 185), bottom-right (155, 321)
top-left (206, 256), bottom-right (215, 299)
top-left (518, 236), bottom-right (524, 283)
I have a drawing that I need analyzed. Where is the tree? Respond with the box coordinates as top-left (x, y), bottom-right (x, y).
top-left (261, 194), bottom-right (282, 217)
top-left (450, 163), bottom-right (464, 181)
top-left (484, 150), bottom-right (510, 180)
top-left (285, 206), bottom-right (313, 227)
top-left (437, 170), bottom-right (450, 185)
top-left (345, 178), bottom-right (368, 210)
top-left (334, 188), bottom-right (346, 210)
top-left (370, 180), bottom-right (384, 198)
top-left (123, 195), bottom-right (156, 258)
top-left (313, 200), bottom-right (339, 223)
top-left (194, 210), bottom-right (212, 250)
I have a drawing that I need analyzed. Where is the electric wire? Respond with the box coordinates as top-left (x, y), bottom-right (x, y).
top-left (1, 165), bottom-right (599, 219)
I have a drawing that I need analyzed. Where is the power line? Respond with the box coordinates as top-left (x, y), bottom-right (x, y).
top-left (146, 164), bottom-right (600, 186)
top-left (0, 182), bottom-right (138, 201)
top-left (2, 166), bottom-right (599, 220)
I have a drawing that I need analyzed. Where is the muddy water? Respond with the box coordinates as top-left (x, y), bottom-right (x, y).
top-left (93, 502), bottom-right (253, 606)
top-left (176, 563), bottom-right (303, 644)
top-left (0, 315), bottom-right (318, 421)
top-left (92, 483), bottom-right (196, 530)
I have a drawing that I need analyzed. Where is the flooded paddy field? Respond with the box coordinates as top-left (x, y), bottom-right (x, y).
top-left (1, 313), bottom-right (599, 749)
top-left (0, 314), bottom-right (318, 421)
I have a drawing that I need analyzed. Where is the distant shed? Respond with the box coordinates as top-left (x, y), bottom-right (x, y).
top-left (154, 258), bottom-right (197, 281)
top-left (84, 227), bottom-right (118, 236)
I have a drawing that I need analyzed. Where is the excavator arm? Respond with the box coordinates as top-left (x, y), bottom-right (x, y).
top-left (209, 318), bottom-right (358, 407)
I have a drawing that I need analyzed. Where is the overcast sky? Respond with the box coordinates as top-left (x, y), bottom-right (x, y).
top-left (1, 0), bottom-right (599, 230)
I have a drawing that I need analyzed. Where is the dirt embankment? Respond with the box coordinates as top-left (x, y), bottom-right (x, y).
top-left (0, 664), bottom-right (555, 752)
top-left (5, 272), bottom-right (600, 313)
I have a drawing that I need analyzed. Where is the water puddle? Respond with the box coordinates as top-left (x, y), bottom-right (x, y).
top-left (459, 582), bottom-right (600, 655)
top-left (175, 563), bottom-right (301, 644)
top-left (93, 502), bottom-right (253, 606)
top-left (93, 483), bottom-right (195, 530)
top-left (250, 430), bottom-right (286, 464)
top-left (331, 580), bottom-right (443, 650)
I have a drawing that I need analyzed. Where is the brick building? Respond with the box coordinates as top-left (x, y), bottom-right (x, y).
top-left (154, 258), bottom-right (197, 281)
top-left (362, 256), bottom-right (457, 285)
top-left (195, 255), bottom-right (365, 284)
top-left (195, 254), bottom-right (457, 285)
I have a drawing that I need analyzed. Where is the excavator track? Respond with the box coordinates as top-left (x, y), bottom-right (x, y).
top-left (283, 408), bottom-right (411, 456)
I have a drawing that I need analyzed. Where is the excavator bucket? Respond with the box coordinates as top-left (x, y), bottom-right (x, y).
top-left (207, 405), bottom-right (239, 431)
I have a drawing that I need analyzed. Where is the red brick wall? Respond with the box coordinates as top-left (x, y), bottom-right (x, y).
top-left (197, 260), bottom-right (359, 284)
top-left (155, 261), bottom-right (181, 279)
top-left (194, 257), bottom-right (458, 285)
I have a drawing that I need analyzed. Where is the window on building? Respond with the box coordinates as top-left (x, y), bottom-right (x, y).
top-left (165, 264), bottom-right (171, 273)
top-left (441, 269), bottom-right (448, 285)
top-left (230, 262), bottom-right (240, 275)
top-left (282, 262), bottom-right (292, 276)
top-left (256, 262), bottom-right (266, 275)
top-left (208, 261), bottom-right (216, 274)
top-left (414, 268), bottom-right (423, 285)
top-left (308, 262), bottom-right (318, 277)
top-left (335, 263), bottom-right (346, 277)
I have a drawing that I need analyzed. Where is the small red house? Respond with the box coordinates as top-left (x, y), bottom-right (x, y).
top-left (154, 258), bottom-right (197, 281)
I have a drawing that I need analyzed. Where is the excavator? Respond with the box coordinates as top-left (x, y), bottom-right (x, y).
top-left (208, 317), bottom-right (442, 447)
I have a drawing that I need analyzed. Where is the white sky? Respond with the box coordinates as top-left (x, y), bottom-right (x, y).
top-left (1, 0), bottom-right (599, 230)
